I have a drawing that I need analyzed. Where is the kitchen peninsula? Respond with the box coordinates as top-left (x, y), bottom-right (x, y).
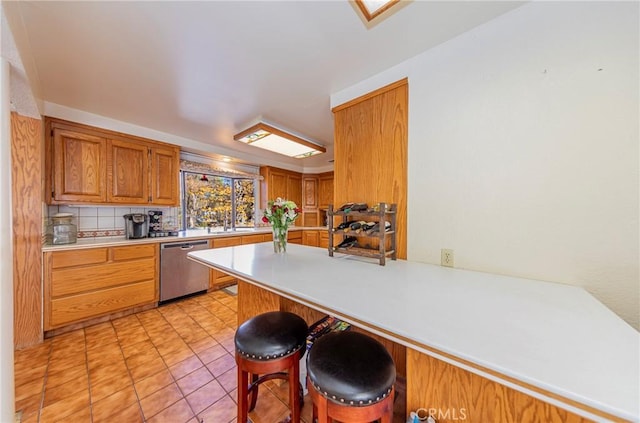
top-left (188, 243), bottom-right (639, 423)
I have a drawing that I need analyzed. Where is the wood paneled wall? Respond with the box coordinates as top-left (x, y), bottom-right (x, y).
top-left (11, 113), bottom-right (43, 348)
top-left (332, 79), bottom-right (408, 259)
top-left (406, 348), bottom-right (614, 423)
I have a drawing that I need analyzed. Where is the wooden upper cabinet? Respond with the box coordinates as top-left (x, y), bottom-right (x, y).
top-left (260, 166), bottom-right (303, 209)
top-left (270, 171), bottom-right (288, 201)
top-left (107, 139), bottom-right (149, 204)
top-left (150, 146), bottom-right (180, 205)
top-left (318, 172), bottom-right (334, 209)
top-left (302, 176), bottom-right (318, 210)
top-left (287, 174), bottom-right (302, 209)
top-left (51, 128), bottom-right (107, 203)
top-left (46, 117), bottom-right (180, 206)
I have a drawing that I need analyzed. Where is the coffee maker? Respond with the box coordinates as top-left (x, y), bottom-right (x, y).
top-left (123, 214), bottom-right (149, 239)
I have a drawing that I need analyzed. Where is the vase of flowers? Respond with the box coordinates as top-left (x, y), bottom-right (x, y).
top-left (262, 198), bottom-right (300, 253)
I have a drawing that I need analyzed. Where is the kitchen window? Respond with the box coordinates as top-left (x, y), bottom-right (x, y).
top-left (181, 171), bottom-right (256, 230)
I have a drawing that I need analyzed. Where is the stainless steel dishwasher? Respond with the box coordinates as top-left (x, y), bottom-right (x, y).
top-left (160, 240), bottom-right (210, 302)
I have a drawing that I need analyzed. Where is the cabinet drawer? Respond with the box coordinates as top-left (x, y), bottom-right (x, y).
top-left (242, 234), bottom-right (266, 245)
top-left (288, 231), bottom-right (302, 241)
top-left (262, 233), bottom-right (273, 242)
top-left (52, 248), bottom-right (108, 269)
top-left (52, 257), bottom-right (156, 297)
top-left (112, 244), bottom-right (156, 261)
top-left (212, 237), bottom-right (243, 248)
top-left (50, 279), bottom-right (155, 328)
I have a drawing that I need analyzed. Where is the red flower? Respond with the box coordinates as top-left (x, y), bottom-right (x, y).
top-left (262, 216), bottom-right (268, 223)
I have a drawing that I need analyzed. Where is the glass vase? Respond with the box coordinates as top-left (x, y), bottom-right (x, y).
top-left (272, 226), bottom-right (288, 253)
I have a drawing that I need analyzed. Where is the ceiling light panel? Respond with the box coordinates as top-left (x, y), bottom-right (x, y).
top-left (234, 122), bottom-right (325, 159)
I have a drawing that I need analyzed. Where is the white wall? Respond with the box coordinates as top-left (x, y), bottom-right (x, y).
top-left (0, 57), bottom-right (15, 423)
top-left (332, 2), bottom-right (639, 329)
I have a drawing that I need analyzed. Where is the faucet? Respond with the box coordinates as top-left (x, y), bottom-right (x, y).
top-left (223, 214), bottom-right (228, 232)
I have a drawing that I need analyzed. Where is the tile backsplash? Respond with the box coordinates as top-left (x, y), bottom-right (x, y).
top-left (46, 205), bottom-right (180, 239)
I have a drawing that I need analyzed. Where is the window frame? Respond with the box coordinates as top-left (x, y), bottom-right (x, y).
top-left (180, 170), bottom-right (258, 231)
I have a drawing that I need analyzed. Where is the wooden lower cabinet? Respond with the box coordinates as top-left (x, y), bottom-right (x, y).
top-left (302, 230), bottom-right (319, 247)
top-left (44, 244), bottom-right (158, 330)
top-left (319, 231), bottom-right (333, 249)
top-left (209, 233), bottom-right (273, 290)
top-left (288, 230), bottom-right (303, 245)
top-left (209, 237), bottom-right (243, 290)
top-left (241, 234), bottom-right (266, 245)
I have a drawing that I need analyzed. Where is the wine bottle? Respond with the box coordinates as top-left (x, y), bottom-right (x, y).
top-left (362, 221), bottom-right (376, 232)
top-left (336, 236), bottom-right (358, 249)
top-left (333, 221), bottom-right (350, 231)
top-left (349, 221), bottom-right (363, 231)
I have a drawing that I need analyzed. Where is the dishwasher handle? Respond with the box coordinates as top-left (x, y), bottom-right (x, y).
top-left (161, 240), bottom-right (209, 250)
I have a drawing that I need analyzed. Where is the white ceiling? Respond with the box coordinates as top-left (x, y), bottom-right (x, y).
top-left (5, 1), bottom-right (524, 171)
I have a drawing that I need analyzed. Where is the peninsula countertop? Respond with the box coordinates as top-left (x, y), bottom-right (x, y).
top-left (188, 243), bottom-right (639, 422)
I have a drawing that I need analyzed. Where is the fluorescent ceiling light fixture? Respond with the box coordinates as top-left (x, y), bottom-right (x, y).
top-left (234, 122), bottom-right (326, 159)
top-left (354, 0), bottom-right (400, 21)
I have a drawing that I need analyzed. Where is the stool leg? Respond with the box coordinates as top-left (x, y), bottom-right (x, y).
top-left (316, 395), bottom-right (329, 423)
top-left (381, 402), bottom-right (394, 423)
top-left (248, 373), bottom-right (259, 412)
top-left (237, 365), bottom-right (249, 423)
top-left (381, 389), bottom-right (395, 423)
top-left (289, 360), bottom-right (300, 423)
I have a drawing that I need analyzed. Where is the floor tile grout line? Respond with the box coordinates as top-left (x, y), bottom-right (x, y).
top-left (35, 341), bottom-right (52, 423)
top-left (83, 325), bottom-right (94, 423)
top-left (170, 294), bottom-right (239, 421)
top-left (136, 312), bottom-right (196, 420)
top-left (18, 291), bottom-right (253, 423)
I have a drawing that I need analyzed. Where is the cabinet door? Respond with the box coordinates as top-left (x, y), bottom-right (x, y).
top-left (318, 174), bottom-right (334, 209)
top-left (302, 230), bottom-right (319, 247)
top-left (209, 237), bottom-right (242, 290)
top-left (150, 146), bottom-right (179, 205)
top-left (268, 171), bottom-right (288, 201)
top-left (302, 177), bottom-right (318, 209)
top-left (52, 128), bottom-right (107, 203)
top-left (287, 174), bottom-right (302, 209)
top-left (107, 139), bottom-right (149, 204)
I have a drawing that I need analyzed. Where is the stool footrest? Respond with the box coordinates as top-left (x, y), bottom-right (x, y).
top-left (248, 371), bottom-right (288, 392)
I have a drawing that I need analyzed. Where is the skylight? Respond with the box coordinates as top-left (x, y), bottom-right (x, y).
top-left (354, 0), bottom-right (400, 21)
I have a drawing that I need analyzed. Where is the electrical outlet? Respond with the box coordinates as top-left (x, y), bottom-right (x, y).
top-left (441, 248), bottom-right (454, 267)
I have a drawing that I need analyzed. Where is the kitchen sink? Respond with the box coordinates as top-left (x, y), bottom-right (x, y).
top-left (207, 227), bottom-right (256, 234)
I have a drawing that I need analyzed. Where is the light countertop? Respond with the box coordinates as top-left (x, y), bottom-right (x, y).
top-left (188, 243), bottom-right (639, 422)
top-left (41, 226), bottom-right (327, 252)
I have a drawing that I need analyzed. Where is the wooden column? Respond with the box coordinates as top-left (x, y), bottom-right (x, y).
top-left (332, 78), bottom-right (408, 259)
top-left (11, 112), bottom-right (43, 348)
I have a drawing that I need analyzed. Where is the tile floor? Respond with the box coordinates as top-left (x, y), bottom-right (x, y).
top-left (14, 290), bottom-right (405, 423)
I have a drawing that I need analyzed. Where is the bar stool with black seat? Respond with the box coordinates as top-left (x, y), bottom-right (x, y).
top-left (307, 331), bottom-right (396, 423)
top-left (235, 311), bottom-right (308, 423)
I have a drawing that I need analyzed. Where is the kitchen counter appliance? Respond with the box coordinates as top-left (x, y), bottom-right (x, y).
top-left (160, 240), bottom-right (209, 302)
top-left (123, 213), bottom-right (149, 239)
